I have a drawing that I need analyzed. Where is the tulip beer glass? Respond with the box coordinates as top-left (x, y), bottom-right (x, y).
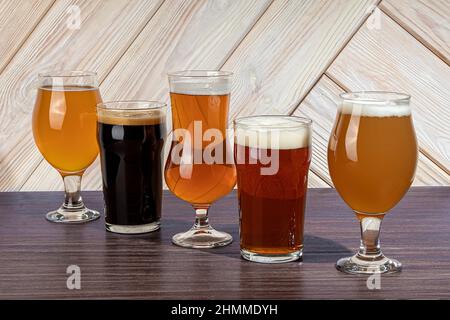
top-left (32, 71), bottom-right (102, 223)
top-left (328, 92), bottom-right (418, 274)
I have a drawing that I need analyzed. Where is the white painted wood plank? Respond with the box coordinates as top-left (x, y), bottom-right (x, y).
top-left (380, 0), bottom-right (450, 64)
top-left (24, 0), bottom-right (273, 191)
top-left (327, 11), bottom-right (450, 173)
top-left (0, 0), bottom-right (54, 72)
top-left (294, 75), bottom-right (450, 186)
top-left (222, 0), bottom-right (378, 120)
top-left (0, 0), bottom-right (164, 191)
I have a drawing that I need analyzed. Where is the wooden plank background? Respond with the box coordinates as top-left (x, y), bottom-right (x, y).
top-left (0, 0), bottom-right (448, 191)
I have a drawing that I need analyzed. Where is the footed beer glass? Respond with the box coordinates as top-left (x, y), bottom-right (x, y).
top-left (32, 71), bottom-right (102, 223)
top-left (165, 71), bottom-right (236, 248)
top-left (328, 92), bottom-right (418, 274)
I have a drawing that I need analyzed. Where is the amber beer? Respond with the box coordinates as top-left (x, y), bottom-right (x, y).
top-left (328, 99), bottom-right (418, 216)
top-left (166, 70), bottom-right (235, 248)
top-left (33, 86), bottom-right (100, 174)
top-left (234, 116), bottom-right (312, 263)
top-left (165, 93), bottom-right (236, 205)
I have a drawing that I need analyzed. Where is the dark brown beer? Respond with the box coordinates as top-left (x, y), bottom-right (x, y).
top-left (234, 116), bottom-right (312, 262)
top-left (97, 103), bottom-right (166, 233)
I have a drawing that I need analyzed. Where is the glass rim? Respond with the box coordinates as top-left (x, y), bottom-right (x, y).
top-left (167, 70), bottom-right (233, 79)
top-left (38, 70), bottom-right (97, 78)
top-left (97, 100), bottom-right (167, 111)
top-left (234, 115), bottom-right (312, 129)
top-left (340, 91), bottom-right (411, 103)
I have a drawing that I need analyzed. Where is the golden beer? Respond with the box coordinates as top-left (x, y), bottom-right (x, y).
top-left (328, 91), bottom-right (418, 274)
top-left (33, 86), bottom-right (101, 174)
top-left (328, 100), bottom-right (418, 215)
top-left (32, 71), bottom-right (102, 223)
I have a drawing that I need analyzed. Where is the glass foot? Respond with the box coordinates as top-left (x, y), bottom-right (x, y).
top-left (46, 206), bottom-right (100, 224)
top-left (336, 253), bottom-right (402, 274)
top-left (106, 221), bottom-right (160, 234)
top-left (172, 225), bottom-right (232, 249)
top-left (241, 248), bottom-right (302, 264)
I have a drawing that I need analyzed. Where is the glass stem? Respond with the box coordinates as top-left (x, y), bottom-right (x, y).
top-left (357, 215), bottom-right (383, 259)
top-left (62, 174), bottom-right (84, 210)
top-left (194, 207), bottom-right (211, 229)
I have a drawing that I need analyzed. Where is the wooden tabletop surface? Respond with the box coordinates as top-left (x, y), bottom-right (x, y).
top-left (0, 187), bottom-right (449, 299)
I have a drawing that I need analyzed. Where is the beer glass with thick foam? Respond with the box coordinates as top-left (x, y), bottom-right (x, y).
top-left (328, 92), bottom-right (418, 274)
top-left (165, 71), bottom-right (236, 248)
top-left (32, 71), bottom-right (102, 223)
top-left (234, 116), bottom-right (312, 263)
top-left (97, 101), bottom-right (166, 234)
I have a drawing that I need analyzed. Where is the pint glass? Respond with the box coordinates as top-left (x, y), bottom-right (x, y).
top-left (234, 115), bottom-right (312, 263)
top-left (97, 101), bottom-right (166, 234)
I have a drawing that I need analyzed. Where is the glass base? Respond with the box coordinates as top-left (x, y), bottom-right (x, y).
top-left (106, 221), bottom-right (160, 234)
top-left (336, 253), bottom-right (402, 274)
top-left (172, 225), bottom-right (232, 249)
top-left (241, 248), bottom-right (302, 264)
top-left (46, 206), bottom-right (100, 224)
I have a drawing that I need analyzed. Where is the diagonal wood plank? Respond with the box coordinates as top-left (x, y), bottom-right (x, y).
top-left (0, 0), bottom-right (55, 73)
top-left (221, 0), bottom-right (378, 121)
top-left (101, 0), bottom-right (273, 101)
top-left (307, 170), bottom-right (329, 188)
top-left (0, 0), bottom-right (164, 191)
top-left (380, 0), bottom-right (450, 65)
top-left (293, 74), bottom-right (450, 186)
top-left (22, 0), bottom-right (274, 191)
top-left (327, 11), bottom-right (450, 173)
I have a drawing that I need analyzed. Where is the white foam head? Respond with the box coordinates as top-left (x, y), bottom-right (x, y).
top-left (168, 71), bottom-right (231, 95)
top-left (340, 92), bottom-right (411, 117)
top-left (234, 116), bottom-right (311, 150)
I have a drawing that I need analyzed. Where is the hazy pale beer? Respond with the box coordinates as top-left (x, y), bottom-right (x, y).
top-left (328, 95), bottom-right (418, 216)
top-left (166, 70), bottom-right (235, 248)
top-left (97, 102), bottom-right (166, 234)
top-left (33, 86), bottom-right (100, 174)
top-left (234, 116), bottom-right (312, 263)
top-left (328, 92), bottom-right (418, 274)
top-left (32, 71), bottom-right (101, 223)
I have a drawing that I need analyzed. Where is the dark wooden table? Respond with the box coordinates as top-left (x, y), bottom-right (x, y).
top-left (0, 187), bottom-right (449, 299)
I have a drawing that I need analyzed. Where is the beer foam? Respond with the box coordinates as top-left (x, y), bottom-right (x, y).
top-left (169, 78), bottom-right (230, 95)
top-left (340, 101), bottom-right (411, 117)
top-left (97, 110), bottom-right (165, 126)
top-left (40, 85), bottom-right (98, 91)
top-left (235, 116), bottom-right (311, 150)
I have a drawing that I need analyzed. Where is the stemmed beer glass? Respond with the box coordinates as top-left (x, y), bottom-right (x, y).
top-left (32, 71), bottom-right (102, 223)
top-left (328, 91), bottom-right (418, 274)
top-left (165, 71), bottom-right (236, 248)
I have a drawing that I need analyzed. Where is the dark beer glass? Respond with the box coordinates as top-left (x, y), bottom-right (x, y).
top-left (97, 101), bottom-right (166, 234)
top-left (234, 115), bottom-right (312, 263)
